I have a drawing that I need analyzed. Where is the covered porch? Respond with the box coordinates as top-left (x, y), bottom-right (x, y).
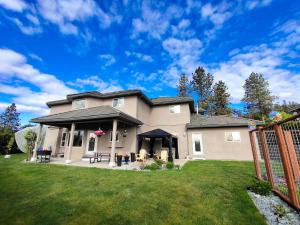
top-left (30, 105), bottom-right (142, 166)
top-left (137, 129), bottom-right (179, 162)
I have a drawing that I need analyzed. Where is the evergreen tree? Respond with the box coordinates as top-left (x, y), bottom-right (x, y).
top-left (0, 103), bottom-right (20, 132)
top-left (210, 80), bottom-right (231, 115)
top-left (242, 72), bottom-right (275, 120)
top-left (191, 67), bottom-right (214, 110)
top-left (177, 73), bottom-right (189, 97)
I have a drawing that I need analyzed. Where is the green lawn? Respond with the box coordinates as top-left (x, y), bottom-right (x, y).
top-left (0, 154), bottom-right (266, 225)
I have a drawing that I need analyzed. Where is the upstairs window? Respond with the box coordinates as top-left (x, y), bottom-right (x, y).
top-left (112, 98), bottom-right (124, 108)
top-left (73, 99), bottom-right (86, 110)
top-left (225, 132), bottom-right (241, 142)
top-left (169, 105), bottom-right (180, 114)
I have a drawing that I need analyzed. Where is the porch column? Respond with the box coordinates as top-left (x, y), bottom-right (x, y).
top-left (109, 119), bottom-right (118, 167)
top-left (31, 124), bottom-right (43, 161)
top-left (66, 123), bottom-right (75, 164)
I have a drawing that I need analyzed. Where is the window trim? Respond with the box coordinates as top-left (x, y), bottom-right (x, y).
top-left (109, 131), bottom-right (120, 142)
top-left (72, 99), bottom-right (86, 110)
top-left (72, 130), bottom-right (84, 147)
top-left (225, 131), bottom-right (241, 142)
top-left (192, 133), bottom-right (203, 155)
top-left (112, 98), bottom-right (124, 108)
top-left (169, 105), bottom-right (181, 114)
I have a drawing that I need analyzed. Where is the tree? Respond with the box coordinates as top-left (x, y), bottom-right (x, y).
top-left (191, 67), bottom-right (214, 110)
top-left (0, 127), bottom-right (14, 155)
top-left (242, 72), bottom-right (275, 120)
top-left (0, 103), bottom-right (20, 132)
top-left (177, 73), bottom-right (189, 97)
top-left (24, 130), bottom-right (37, 161)
top-left (210, 80), bottom-right (231, 115)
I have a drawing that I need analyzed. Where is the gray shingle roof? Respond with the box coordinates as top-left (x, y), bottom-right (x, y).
top-left (47, 89), bottom-right (194, 108)
top-left (31, 105), bottom-right (142, 125)
top-left (151, 96), bottom-right (193, 105)
top-left (187, 114), bottom-right (261, 128)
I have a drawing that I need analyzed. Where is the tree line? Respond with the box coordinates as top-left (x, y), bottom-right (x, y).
top-left (177, 66), bottom-right (299, 121)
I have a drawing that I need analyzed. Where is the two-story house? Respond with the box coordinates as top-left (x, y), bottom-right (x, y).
top-left (31, 89), bottom-right (255, 165)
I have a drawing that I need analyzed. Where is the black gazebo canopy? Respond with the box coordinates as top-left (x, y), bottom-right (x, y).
top-left (137, 129), bottom-right (179, 161)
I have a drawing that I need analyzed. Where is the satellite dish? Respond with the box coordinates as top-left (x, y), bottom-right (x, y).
top-left (15, 126), bottom-right (47, 152)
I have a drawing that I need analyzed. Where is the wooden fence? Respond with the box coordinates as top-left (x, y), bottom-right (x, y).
top-left (249, 114), bottom-right (300, 211)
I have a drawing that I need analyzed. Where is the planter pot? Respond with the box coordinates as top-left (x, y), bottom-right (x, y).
top-left (117, 155), bottom-right (122, 167)
top-left (4, 155), bottom-right (11, 159)
top-left (130, 153), bottom-right (136, 162)
top-left (124, 156), bottom-right (129, 164)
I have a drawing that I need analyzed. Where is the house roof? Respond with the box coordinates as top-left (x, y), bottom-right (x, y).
top-left (46, 89), bottom-right (194, 110)
top-left (31, 105), bottom-right (142, 125)
top-left (187, 114), bottom-right (261, 128)
top-left (289, 106), bottom-right (300, 113)
top-left (138, 128), bottom-right (173, 138)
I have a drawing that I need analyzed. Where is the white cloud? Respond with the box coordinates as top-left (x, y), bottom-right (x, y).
top-left (131, 1), bottom-right (183, 39)
top-left (0, 102), bottom-right (49, 115)
top-left (69, 75), bottom-right (123, 93)
top-left (161, 37), bottom-right (203, 86)
top-left (36, 0), bottom-right (120, 35)
top-left (99, 54), bottom-right (116, 66)
top-left (125, 51), bottom-right (153, 62)
top-left (246, 0), bottom-right (273, 10)
top-left (0, 48), bottom-right (76, 115)
top-left (12, 17), bottom-right (42, 35)
top-left (29, 53), bottom-right (42, 62)
top-left (210, 42), bottom-right (300, 103)
top-left (0, 0), bottom-right (27, 12)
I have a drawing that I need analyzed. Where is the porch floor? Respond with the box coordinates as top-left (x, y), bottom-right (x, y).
top-left (46, 157), bottom-right (189, 170)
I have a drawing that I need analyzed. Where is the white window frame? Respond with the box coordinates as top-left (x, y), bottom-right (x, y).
top-left (109, 131), bottom-right (120, 142)
top-left (225, 131), bottom-right (241, 142)
top-left (192, 133), bottom-right (203, 155)
top-left (72, 99), bottom-right (86, 110)
top-left (169, 105), bottom-right (181, 114)
top-left (60, 132), bottom-right (69, 147)
top-left (112, 98), bottom-right (124, 108)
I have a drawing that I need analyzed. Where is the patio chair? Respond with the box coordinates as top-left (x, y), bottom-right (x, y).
top-left (160, 150), bottom-right (168, 162)
top-left (136, 149), bottom-right (148, 162)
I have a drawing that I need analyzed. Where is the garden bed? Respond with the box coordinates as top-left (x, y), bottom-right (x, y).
top-left (248, 191), bottom-right (300, 225)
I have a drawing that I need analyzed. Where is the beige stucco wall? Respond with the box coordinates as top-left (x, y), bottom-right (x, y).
top-left (187, 127), bottom-right (253, 160)
top-left (50, 104), bottom-right (72, 114)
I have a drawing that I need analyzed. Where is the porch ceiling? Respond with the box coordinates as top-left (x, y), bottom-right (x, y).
top-left (30, 105), bottom-right (142, 127)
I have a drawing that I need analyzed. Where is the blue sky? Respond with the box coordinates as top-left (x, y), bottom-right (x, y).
top-left (0, 0), bottom-right (299, 124)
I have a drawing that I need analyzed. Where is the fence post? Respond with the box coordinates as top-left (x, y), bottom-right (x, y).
top-left (284, 131), bottom-right (300, 181)
top-left (258, 127), bottom-right (275, 187)
top-left (249, 131), bottom-right (262, 180)
top-left (274, 124), bottom-right (300, 208)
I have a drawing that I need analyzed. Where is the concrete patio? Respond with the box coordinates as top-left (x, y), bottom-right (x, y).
top-left (33, 157), bottom-right (189, 170)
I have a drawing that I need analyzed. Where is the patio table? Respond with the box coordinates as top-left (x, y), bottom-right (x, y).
top-left (89, 153), bottom-right (111, 163)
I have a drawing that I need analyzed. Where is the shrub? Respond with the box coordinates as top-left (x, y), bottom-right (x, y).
top-left (272, 204), bottom-right (288, 218)
top-left (248, 180), bottom-right (272, 196)
top-left (166, 161), bottom-right (174, 169)
top-left (154, 159), bottom-right (164, 166)
top-left (174, 165), bottom-right (180, 170)
top-left (144, 163), bottom-right (160, 171)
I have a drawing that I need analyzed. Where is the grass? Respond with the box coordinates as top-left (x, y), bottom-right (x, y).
top-left (0, 154), bottom-right (266, 225)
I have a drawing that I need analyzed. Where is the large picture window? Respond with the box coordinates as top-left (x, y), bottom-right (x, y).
top-left (72, 99), bottom-right (86, 110)
top-left (73, 130), bottom-right (84, 147)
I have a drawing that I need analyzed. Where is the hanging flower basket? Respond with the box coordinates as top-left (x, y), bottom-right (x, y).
top-left (95, 129), bottom-right (105, 136)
